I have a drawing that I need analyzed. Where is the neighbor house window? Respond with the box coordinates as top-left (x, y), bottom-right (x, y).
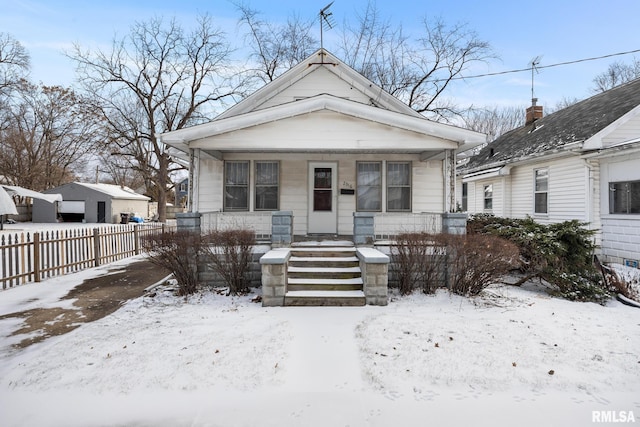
top-left (387, 162), bottom-right (411, 211)
top-left (609, 180), bottom-right (640, 214)
top-left (357, 162), bottom-right (382, 211)
top-left (255, 161), bottom-right (279, 210)
top-left (224, 161), bottom-right (249, 211)
top-left (534, 168), bottom-right (548, 214)
top-left (461, 182), bottom-right (468, 211)
top-left (484, 184), bottom-right (493, 210)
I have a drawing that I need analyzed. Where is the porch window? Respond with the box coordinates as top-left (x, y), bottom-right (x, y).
top-left (387, 162), bottom-right (411, 211)
top-left (357, 162), bottom-right (382, 211)
top-left (224, 161), bottom-right (249, 211)
top-left (255, 161), bottom-right (279, 210)
top-left (609, 180), bottom-right (640, 214)
top-left (534, 168), bottom-right (548, 214)
top-left (484, 184), bottom-right (493, 210)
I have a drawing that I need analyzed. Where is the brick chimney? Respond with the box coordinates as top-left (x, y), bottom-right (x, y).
top-left (525, 98), bottom-right (543, 125)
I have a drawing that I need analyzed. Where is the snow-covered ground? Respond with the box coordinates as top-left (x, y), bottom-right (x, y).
top-left (0, 256), bottom-right (639, 427)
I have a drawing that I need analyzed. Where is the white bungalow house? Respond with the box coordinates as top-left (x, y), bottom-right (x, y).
top-left (160, 49), bottom-right (485, 241)
top-left (459, 78), bottom-right (640, 267)
top-left (159, 48), bottom-right (486, 306)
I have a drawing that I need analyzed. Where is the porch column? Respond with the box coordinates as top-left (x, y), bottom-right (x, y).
top-left (353, 212), bottom-right (375, 245)
top-left (271, 210), bottom-right (293, 247)
top-left (444, 149), bottom-right (456, 213)
top-left (357, 247), bottom-right (389, 306)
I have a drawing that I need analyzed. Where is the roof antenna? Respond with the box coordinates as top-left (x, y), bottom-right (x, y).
top-left (319, 2), bottom-right (335, 62)
top-left (529, 55), bottom-right (542, 104)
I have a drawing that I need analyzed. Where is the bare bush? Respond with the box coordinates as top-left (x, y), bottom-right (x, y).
top-left (445, 234), bottom-right (520, 296)
top-left (142, 230), bottom-right (204, 296)
top-left (204, 229), bottom-right (255, 296)
top-left (393, 232), bottom-right (446, 295)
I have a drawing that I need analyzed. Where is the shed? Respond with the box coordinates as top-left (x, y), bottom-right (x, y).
top-left (33, 182), bottom-right (151, 223)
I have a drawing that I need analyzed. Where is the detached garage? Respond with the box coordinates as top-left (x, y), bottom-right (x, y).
top-left (33, 182), bottom-right (150, 224)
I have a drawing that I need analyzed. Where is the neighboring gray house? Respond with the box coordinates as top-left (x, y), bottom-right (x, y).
top-left (33, 182), bottom-right (150, 223)
top-left (459, 78), bottom-right (640, 266)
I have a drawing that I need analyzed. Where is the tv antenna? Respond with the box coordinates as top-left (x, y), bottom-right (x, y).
top-left (529, 55), bottom-right (542, 102)
top-left (320, 2), bottom-right (336, 54)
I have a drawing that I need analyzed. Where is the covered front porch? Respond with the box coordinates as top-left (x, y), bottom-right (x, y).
top-left (177, 210), bottom-right (467, 307)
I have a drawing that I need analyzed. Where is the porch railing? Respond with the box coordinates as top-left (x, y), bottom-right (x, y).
top-left (373, 212), bottom-right (443, 240)
top-left (200, 211), bottom-right (272, 240)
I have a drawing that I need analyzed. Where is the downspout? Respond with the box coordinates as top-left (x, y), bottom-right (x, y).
top-left (583, 158), bottom-right (595, 227)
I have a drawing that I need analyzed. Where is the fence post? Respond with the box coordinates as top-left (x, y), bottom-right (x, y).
top-left (34, 232), bottom-right (41, 282)
top-left (93, 228), bottom-right (101, 267)
top-left (134, 224), bottom-right (140, 255)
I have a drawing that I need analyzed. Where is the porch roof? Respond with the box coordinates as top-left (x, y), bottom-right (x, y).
top-left (160, 94), bottom-right (486, 159)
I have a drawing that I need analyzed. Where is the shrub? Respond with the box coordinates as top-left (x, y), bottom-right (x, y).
top-left (203, 229), bottom-right (255, 296)
top-left (142, 230), bottom-right (204, 296)
top-left (468, 215), bottom-right (612, 303)
top-left (392, 232), bottom-right (446, 295)
top-left (445, 233), bottom-right (520, 296)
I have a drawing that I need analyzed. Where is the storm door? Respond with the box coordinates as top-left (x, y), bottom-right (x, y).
top-left (307, 162), bottom-right (338, 234)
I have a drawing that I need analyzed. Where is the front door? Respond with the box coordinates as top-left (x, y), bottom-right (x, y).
top-left (308, 162), bottom-right (338, 234)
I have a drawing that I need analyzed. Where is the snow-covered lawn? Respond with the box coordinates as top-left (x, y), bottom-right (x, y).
top-left (0, 256), bottom-right (639, 427)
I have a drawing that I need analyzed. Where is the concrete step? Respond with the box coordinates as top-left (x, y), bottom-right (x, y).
top-left (290, 247), bottom-right (356, 258)
top-left (289, 256), bottom-right (359, 268)
top-left (284, 290), bottom-right (366, 307)
top-left (287, 277), bottom-right (363, 291)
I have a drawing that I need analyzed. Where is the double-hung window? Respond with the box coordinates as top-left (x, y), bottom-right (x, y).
top-left (534, 168), bottom-right (549, 214)
top-left (224, 161), bottom-right (249, 211)
top-left (484, 184), bottom-right (493, 210)
top-left (357, 162), bottom-right (382, 211)
top-left (461, 182), bottom-right (468, 211)
top-left (609, 180), bottom-right (640, 214)
top-left (224, 161), bottom-right (279, 211)
top-left (255, 161), bottom-right (279, 210)
top-left (387, 162), bottom-right (411, 211)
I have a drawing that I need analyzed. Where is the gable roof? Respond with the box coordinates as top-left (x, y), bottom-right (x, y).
top-left (160, 49), bottom-right (486, 156)
top-left (464, 78), bottom-right (640, 173)
top-left (46, 183), bottom-right (150, 201)
top-left (217, 49), bottom-right (423, 120)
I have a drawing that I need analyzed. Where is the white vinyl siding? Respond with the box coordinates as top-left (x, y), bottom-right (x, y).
top-left (259, 66), bottom-right (372, 110)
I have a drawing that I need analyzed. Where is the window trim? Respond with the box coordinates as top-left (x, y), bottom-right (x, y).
top-left (224, 161), bottom-right (250, 212)
top-left (254, 161), bottom-right (280, 211)
top-left (483, 184), bottom-right (493, 211)
top-left (386, 161), bottom-right (412, 212)
top-left (609, 179), bottom-right (640, 214)
top-left (534, 168), bottom-right (549, 215)
top-left (356, 161), bottom-right (383, 212)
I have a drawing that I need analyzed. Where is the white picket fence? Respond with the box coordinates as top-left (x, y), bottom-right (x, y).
top-left (0, 223), bottom-right (174, 289)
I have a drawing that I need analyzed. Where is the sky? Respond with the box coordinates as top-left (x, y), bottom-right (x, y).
top-left (2, 0), bottom-right (640, 112)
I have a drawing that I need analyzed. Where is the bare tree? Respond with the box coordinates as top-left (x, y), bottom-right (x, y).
top-left (69, 15), bottom-right (241, 221)
top-left (592, 58), bottom-right (640, 93)
top-left (0, 33), bottom-right (30, 98)
top-left (0, 83), bottom-right (101, 190)
top-left (236, 3), bottom-right (318, 84)
top-left (463, 105), bottom-right (525, 141)
top-left (408, 18), bottom-right (494, 120)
